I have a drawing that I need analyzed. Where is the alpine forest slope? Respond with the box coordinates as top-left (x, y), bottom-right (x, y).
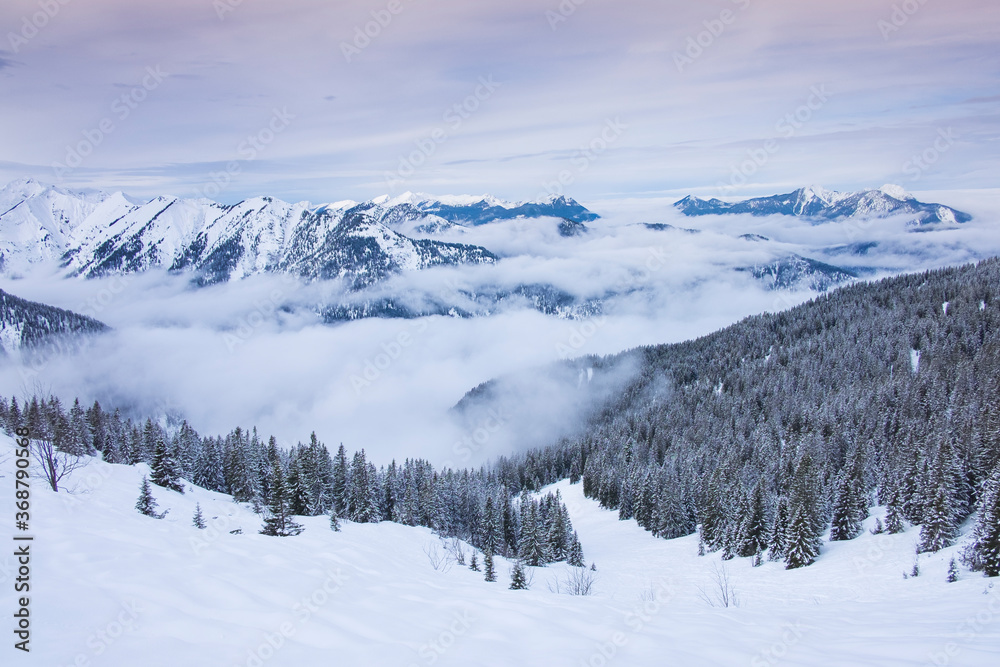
top-left (459, 258), bottom-right (1000, 572)
top-left (0, 289), bottom-right (109, 357)
top-left (571, 257), bottom-right (1000, 569)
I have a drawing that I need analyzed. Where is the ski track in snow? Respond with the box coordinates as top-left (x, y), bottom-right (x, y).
top-left (2, 442), bottom-right (998, 667)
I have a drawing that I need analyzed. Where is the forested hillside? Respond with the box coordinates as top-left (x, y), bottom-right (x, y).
top-left (566, 257), bottom-right (1000, 570)
top-left (0, 289), bottom-right (109, 356)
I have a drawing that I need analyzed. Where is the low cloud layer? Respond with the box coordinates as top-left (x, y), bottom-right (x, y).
top-left (3, 191), bottom-right (998, 466)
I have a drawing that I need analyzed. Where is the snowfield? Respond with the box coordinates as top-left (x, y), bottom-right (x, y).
top-left (2, 439), bottom-right (998, 667)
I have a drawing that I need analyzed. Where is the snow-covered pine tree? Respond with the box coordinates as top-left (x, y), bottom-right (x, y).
top-left (66, 398), bottom-right (94, 456)
top-left (484, 551), bottom-right (496, 582)
top-left (151, 437), bottom-right (185, 493)
top-left (330, 510), bottom-right (341, 532)
top-left (962, 464), bottom-right (1000, 576)
top-left (736, 480), bottom-right (768, 557)
top-left (135, 476), bottom-right (164, 518)
top-left (469, 553), bottom-right (479, 571)
top-left (518, 500), bottom-right (547, 566)
top-left (260, 459), bottom-right (304, 537)
top-left (509, 560), bottom-right (529, 590)
top-left (332, 444), bottom-right (349, 518)
top-left (193, 503), bottom-right (206, 529)
top-left (567, 531), bottom-right (585, 567)
top-left (784, 454), bottom-right (824, 569)
top-left (830, 470), bottom-right (863, 541)
top-left (947, 558), bottom-right (959, 582)
top-left (482, 496), bottom-right (502, 556)
top-left (918, 473), bottom-right (958, 553)
top-left (767, 496), bottom-right (788, 561)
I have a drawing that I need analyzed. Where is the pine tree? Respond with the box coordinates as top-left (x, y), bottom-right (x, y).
top-left (784, 454), bottom-right (823, 569)
top-left (768, 496), bottom-right (789, 561)
top-left (918, 481), bottom-right (956, 553)
top-left (947, 558), bottom-right (959, 583)
top-left (482, 496), bottom-right (502, 556)
top-left (330, 510), bottom-right (341, 532)
top-left (509, 560), bottom-right (529, 590)
top-left (567, 531), bottom-right (585, 567)
top-left (830, 470), bottom-right (863, 541)
top-left (885, 489), bottom-right (905, 534)
top-left (135, 476), bottom-right (164, 518)
top-left (785, 501), bottom-right (821, 569)
top-left (736, 480), bottom-right (768, 557)
top-left (332, 444), bottom-right (349, 518)
top-left (962, 464), bottom-right (1000, 576)
top-left (151, 437), bottom-right (185, 493)
top-left (484, 551), bottom-right (497, 582)
top-left (469, 553), bottom-right (479, 571)
top-left (260, 459), bottom-right (304, 537)
top-left (193, 503), bottom-right (206, 529)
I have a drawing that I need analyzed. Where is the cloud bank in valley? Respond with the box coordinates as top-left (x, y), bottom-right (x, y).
top-left (3, 190), bottom-right (999, 465)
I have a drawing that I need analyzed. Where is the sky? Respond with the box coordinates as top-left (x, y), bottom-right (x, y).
top-left (1, 0), bottom-right (998, 205)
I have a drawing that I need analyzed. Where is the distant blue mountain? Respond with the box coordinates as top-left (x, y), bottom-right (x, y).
top-left (417, 195), bottom-right (599, 226)
top-left (675, 185), bottom-right (971, 226)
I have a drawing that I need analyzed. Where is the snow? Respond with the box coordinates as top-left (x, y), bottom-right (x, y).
top-left (4, 444), bottom-right (998, 667)
top-left (943, 301), bottom-right (950, 315)
top-left (879, 184), bottom-right (913, 201)
top-left (911, 348), bottom-right (921, 373)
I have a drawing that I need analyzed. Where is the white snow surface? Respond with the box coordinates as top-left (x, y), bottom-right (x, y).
top-left (3, 441), bottom-right (998, 667)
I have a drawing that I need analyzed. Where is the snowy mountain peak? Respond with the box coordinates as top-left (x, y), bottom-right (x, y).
top-left (878, 183), bottom-right (913, 200)
top-left (675, 185), bottom-right (970, 226)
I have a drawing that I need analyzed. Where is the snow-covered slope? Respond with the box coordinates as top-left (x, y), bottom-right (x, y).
top-left (4, 445), bottom-right (997, 667)
top-left (675, 185), bottom-right (972, 226)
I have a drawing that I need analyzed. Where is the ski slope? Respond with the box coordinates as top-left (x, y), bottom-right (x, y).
top-left (1, 438), bottom-right (998, 667)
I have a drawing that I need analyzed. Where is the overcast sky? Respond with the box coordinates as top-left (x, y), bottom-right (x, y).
top-left (1, 0), bottom-right (997, 204)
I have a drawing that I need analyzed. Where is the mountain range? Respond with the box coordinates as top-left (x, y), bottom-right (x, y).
top-left (674, 185), bottom-right (972, 226)
top-left (0, 180), bottom-right (589, 287)
top-left (1, 180), bottom-right (985, 324)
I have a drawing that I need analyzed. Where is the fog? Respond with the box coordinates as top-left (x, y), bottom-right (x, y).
top-left (2, 192), bottom-right (998, 466)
